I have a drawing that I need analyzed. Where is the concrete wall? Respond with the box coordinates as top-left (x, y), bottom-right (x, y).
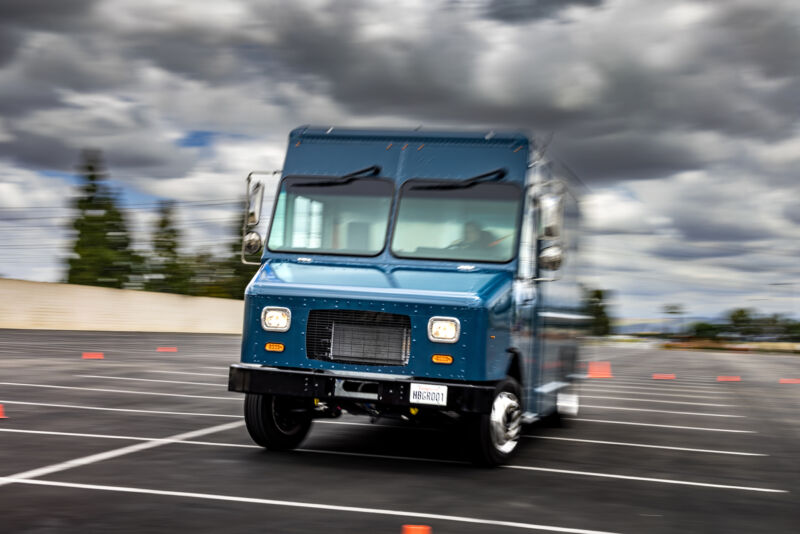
top-left (0, 279), bottom-right (244, 333)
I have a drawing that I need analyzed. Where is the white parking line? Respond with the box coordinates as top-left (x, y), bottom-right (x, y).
top-left (581, 405), bottom-right (744, 417)
top-left (296, 448), bottom-right (465, 464)
top-left (580, 396), bottom-right (735, 407)
top-left (0, 421), bottom-right (245, 489)
top-left (569, 418), bottom-right (756, 433)
top-left (0, 428), bottom-right (446, 458)
top-left (583, 381), bottom-right (722, 393)
top-left (523, 435), bottom-right (766, 456)
top-left (76, 375), bottom-right (225, 387)
top-left (611, 376), bottom-right (715, 383)
top-left (504, 465), bottom-right (786, 493)
top-left (577, 388), bottom-right (727, 399)
top-left (0, 426), bottom-right (772, 475)
top-left (147, 371), bottom-right (225, 377)
top-left (0, 478), bottom-right (622, 534)
top-left (0, 382), bottom-right (238, 401)
top-left (0, 428), bottom-right (256, 448)
top-left (0, 399), bottom-right (241, 418)
top-left (588, 377), bottom-right (718, 385)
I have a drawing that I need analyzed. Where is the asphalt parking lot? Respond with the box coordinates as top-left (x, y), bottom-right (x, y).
top-left (0, 330), bottom-right (798, 533)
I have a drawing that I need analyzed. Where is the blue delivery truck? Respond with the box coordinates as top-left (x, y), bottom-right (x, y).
top-left (228, 126), bottom-right (585, 465)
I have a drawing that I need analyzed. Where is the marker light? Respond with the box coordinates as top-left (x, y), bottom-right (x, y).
top-left (261, 307), bottom-right (291, 332)
top-left (427, 317), bottom-right (460, 343)
top-left (265, 343), bottom-right (285, 352)
top-left (432, 354), bottom-right (453, 364)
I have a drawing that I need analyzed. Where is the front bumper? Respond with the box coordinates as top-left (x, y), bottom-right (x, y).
top-left (228, 364), bottom-right (497, 413)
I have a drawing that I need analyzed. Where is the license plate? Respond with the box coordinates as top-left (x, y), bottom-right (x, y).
top-left (409, 383), bottom-right (448, 406)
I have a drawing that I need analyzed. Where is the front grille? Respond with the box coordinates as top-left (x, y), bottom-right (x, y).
top-left (306, 309), bottom-right (411, 366)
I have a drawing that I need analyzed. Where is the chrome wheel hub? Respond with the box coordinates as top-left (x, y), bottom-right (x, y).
top-left (490, 391), bottom-right (521, 454)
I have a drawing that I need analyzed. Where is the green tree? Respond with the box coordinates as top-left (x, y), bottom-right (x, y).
top-left (145, 201), bottom-right (193, 294)
top-left (67, 150), bottom-right (140, 288)
top-left (690, 321), bottom-right (720, 339)
top-left (584, 288), bottom-right (612, 336)
top-left (727, 308), bottom-right (754, 336)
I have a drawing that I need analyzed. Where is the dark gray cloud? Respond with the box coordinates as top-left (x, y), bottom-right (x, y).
top-left (784, 205), bottom-right (800, 225)
top-left (0, 0), bottom-right (797, 318)
top-left (0, 132), bottom-right (80, 171)
top-left (673, 215), bottom-right (766, 243)
top-left (0, 27), bottom-right (22, 68)
top-left (227, 1), bottom-right (799, 186)
top-left (0, 0), bottom-right (98, 67)
top-left (2, 0), bottom-right (794, 184)
top-left (649, 243), bottom-right (750, 261)
top-left (709, 5), bottom-right (800, 80)
top-left (713, 253), bottom-right (798, 275)
top-left (254, 2), bottom-right (479, 117)
top-left (0, 0), bottom-right (98, 29)
top-left (484, 0), bottom-right (603, 22)
top-left (553, 131), bottom-right (706, 183)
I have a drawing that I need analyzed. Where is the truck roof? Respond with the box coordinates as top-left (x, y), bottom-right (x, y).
top-left (290, 126), bottom-right (531, 147)
top-left (284, 126), bottom-right (532, 184)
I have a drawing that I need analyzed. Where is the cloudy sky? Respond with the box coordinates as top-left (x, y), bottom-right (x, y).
top-left (0, 0), bottom-right (798, 320)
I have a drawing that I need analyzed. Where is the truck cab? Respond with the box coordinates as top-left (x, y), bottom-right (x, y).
top-left (228, 126), bottom-right (585, 465)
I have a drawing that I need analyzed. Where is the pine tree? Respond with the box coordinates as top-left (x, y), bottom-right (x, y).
top-left (584, 288), bottom-right (612, 336)
top-left (145, 201), bottom-right (193, 294)
top-left (67, 150), bottom-right (140, 289)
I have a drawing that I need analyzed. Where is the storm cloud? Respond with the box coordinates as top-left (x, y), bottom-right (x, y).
top-left (0, 0), bottom-right (798, 318)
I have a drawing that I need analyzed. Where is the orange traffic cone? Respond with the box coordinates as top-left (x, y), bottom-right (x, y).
top-left (587, 361), bottom-right (613, 378)
top-left (0, 404), bottom-right (7, 419)
top-left (402, 526), bottom-right (431, 534)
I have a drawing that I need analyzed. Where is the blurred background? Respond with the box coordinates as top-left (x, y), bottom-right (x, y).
top-left (0, 0), bottom-right (798, 344)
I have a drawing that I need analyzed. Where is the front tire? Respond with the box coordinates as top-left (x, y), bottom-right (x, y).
top-left (244, 393), bottom-right (312, 450)
top-left (469, 377), bottom-right (523, 466)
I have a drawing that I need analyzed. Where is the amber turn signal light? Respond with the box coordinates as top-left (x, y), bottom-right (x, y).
top-left (431, 354), bottom-right (453, 364)
top-left (265, 342), bottom-right (285, 352)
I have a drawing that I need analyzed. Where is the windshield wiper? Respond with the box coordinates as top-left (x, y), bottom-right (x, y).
top-left (293, 165), bottom-right (382, 188)
top-left (409, 168), bottom-right (507, 191)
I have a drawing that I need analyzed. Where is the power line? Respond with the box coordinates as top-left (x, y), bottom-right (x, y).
top-left (0, 198), bottom-right (243, 211)
top-left (0, 201), bottom-right (244, 221)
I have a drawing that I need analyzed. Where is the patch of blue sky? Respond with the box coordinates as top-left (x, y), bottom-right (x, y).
top-left (118, 188), bottom-right (165, 209)
top-left (177, 130), bottom-right (217, 148)
top-left (39, 168), bottom-right (170, 210)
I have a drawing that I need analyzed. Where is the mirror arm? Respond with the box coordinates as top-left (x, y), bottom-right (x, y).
top-left (241, 170), bottom-right (281, 266)
top-left (532, 274), bottom-right (562, 282)
top-left (240, 238), bottom-right (262, 266)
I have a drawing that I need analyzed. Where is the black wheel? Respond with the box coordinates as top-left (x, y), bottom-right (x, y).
top-left (468, 377), bottom-right (523, 466)
top-left (244, 393), bottom-right (312, 450)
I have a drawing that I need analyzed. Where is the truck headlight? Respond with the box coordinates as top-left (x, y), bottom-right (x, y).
top-left (428, 316), bottom-right (460, 343)
top-left (261, 307), bottom-right (291, 332)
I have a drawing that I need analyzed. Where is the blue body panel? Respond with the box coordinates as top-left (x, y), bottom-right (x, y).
top-left (243, 261), bottom-right (513, 382)
top-left (239, 127), bottom-right (581, 416)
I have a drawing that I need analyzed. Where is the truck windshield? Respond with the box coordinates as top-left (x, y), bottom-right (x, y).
top-left (391, 181), bottom-right (522, 263)
top-left (267, 176), bottom-right (394, 256)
